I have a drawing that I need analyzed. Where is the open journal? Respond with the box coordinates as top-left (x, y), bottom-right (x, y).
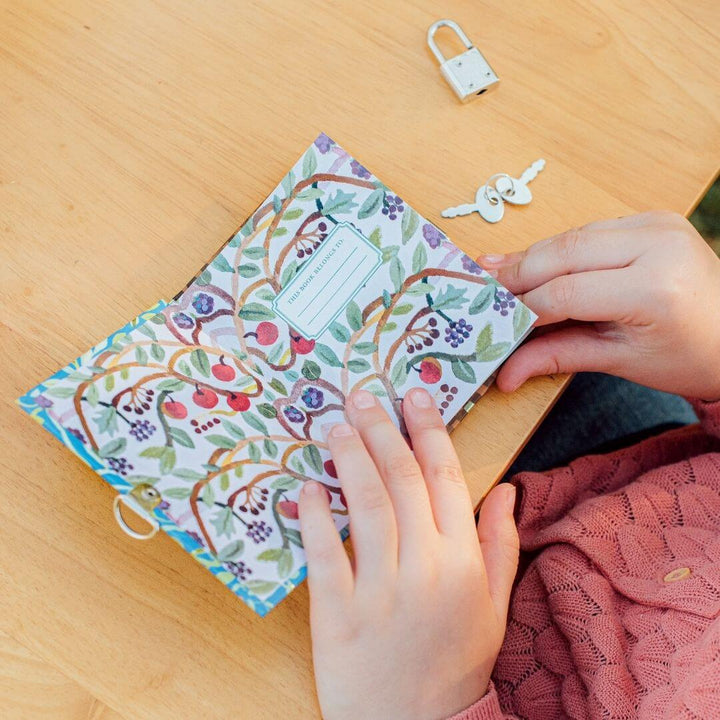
top-left (18, 134), bottom-right (536, 615)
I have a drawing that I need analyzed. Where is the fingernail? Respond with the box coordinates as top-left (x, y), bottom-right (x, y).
top-left (478, 253), bottom-right (505, 265)
top-left (303, 481), bottom-right (321, 496)
top-left (329, 422), bottom-right (354, 437)
top-left (351, 390), bottom-right (376, 410)
top-left (408, 388), bottom-right (432, 408)
top-left (505, 484), bottom-right (516, 513)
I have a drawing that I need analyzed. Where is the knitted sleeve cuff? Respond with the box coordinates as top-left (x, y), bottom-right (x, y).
top-left (445, 682), bottom-right (513, 720)
top-left (689, 396), bottom-right (720, 439)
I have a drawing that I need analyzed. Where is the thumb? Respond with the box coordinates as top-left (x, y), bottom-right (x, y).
top-left (496, 325), bottom-right (628, 392)
top-left (477, 483), bottom-right (519, 624)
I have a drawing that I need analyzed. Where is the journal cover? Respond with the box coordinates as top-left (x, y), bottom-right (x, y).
top-left (18, 134), bottom-right (536, 615)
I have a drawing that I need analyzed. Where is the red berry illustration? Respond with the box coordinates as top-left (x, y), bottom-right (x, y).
top-left (290, 334), bottom-right (316, 355)
top-left (244, 322), bottom-right (279, 346)
top-left (211, 355), bottom-right (236, 382)
top-left (418, 357), bottom-right (442, 384)
top-left (162, 400), bottom-right (187, 419)
top-left (277, 500), bottom-right (299, 520)
top-left (192, 385), bottom-right (218, 409)
top-left (227, 392), bottom-right (250, 412)
top-left (323, 459), bottom-right (338, 479)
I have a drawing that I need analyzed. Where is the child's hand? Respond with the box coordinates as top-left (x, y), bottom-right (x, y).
top-left (299, 388), bottom-right (519, 720)
top-left (479, 212), bottom-right (720, 401)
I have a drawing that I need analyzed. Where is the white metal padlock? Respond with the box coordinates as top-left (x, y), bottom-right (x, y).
top-left (427, 20), bottom-right (499, 102)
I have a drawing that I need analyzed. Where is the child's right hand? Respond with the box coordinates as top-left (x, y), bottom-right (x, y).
top-left (479, 212), bottom-right (720, 402)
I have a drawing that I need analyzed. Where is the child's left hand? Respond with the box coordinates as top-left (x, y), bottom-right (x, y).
top-left (299, 388), bottom-right (519, 720)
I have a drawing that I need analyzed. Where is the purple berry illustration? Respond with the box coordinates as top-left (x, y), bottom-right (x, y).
top-left (108, 457), bottom-right (133, 476)
top-left (192, 292), bottom-right (214, 315)
top-left (173, 312), bottom-right (195, 329)
top-left (129, 419), bottom-right (156, 441)
top-left (246, 520), bottom-right (273, 543)
top-left (444, 318), bottom-right (473, 348)
top-left (283, 405), bottom-right (305, 423)
top-left (381, 193), bottom-right (404, 221)
top-left (422, 223), bottom-right (444, 249)
top-left (461, 254), bottom-right (484, 275)
top-left (314, 133), bottom-right (334, 154)
top-left (492, 288), bottom-right (516, 317)
top-left (67, 427), bottom-right (86, 444)
top-left (351, 160), bottom-right (371, 179)
top-left (35, 394), bottom-right (53, 409)
top-left (301, 387), bottom-right (324, 409)
top-left (227, 561), bottom-right (252, 580)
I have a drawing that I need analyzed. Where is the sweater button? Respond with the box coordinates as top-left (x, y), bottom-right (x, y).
top-left (663, 567), bottom-right (692, 583)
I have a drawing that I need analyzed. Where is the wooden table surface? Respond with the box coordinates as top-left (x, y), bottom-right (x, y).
top-left (1, 1), bottom-right (719, 717)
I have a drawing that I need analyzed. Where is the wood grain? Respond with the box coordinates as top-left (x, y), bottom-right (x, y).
top-left (1, 1), bottom-right (718, 717)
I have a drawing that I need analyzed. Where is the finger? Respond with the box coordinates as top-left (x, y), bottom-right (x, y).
top-left (477, 483), bottom-right (519, 625)
top-left (345, 390), bottom-right (436, 550)
top-left (495, 324), bottom-right (630, 391)
top-left (402, 388), bottom-right (476, 542)
top-left (299, 480), bottom-right (353, 608)
top-left (325, 421), bottom-right (398, 583)
top-left (495, 228), bottom-right (646, 295)
top-left (520, 267), bottom-right (639, 326)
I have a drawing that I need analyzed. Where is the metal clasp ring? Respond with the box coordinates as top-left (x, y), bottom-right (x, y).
top-left (113, 493), bottom-right (159, 540)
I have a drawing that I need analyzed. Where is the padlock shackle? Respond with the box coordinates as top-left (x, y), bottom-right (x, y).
top-left (427, 19), bottom-right (473, 65)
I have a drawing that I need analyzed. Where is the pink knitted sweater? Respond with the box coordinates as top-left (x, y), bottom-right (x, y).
top-left (451, 398), bottom-right (720, 720)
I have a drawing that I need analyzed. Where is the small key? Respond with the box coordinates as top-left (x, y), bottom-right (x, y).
top-left (442, 184), bottom-right (505, 223)
top-left (495, 159), bottom-right (545, 205)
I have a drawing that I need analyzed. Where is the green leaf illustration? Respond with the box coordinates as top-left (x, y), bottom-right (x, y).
top-left (433, 284), bottom-right (468, 311)
top-left (159, 447), bottom-right (176, 474)
top-left (283, 207), bottom-right (304, 220)
top-left (476, 342), bottom-right (511, 362)
top-left (243, 246), bottom-right (266, 259)
top-left (513, 303), bottom-right (532, 341)
top-left (405, 282), bottom-right (435, 296)
top-left (280, 260), bottom-right (298, 287)
top-left (347, 358), bottom-right (371, 373)
top-left (221, 419), bottom-right (246, 440)
top-left (150, 343), bottom-right (165, 362)
top-left (278, 548), bottom-right (293, 578)
top-left (392, 303), bottom-right (413, 315)
top-left (281, 170), bottom-right (295, 198)
top-left (357, 188), bottom-right (384, 219)
top-left (257, 548), bottom-right (284, 561)
top-left (190, 348), bottom-right (210, 377)
top-left (273, 227), bottom-right (288, 237)
top-left (469, 286), bottom-right (494, 315)
top-left (217, 539), bottom-right (244, 561)
top-left (139, 445), bottom-right (166, 459)
top-left (368, 227), bottom-right (382, 248)
top-left (353, 342), bottom-right (377, 355)
top-left (329, 321), bottom-right (351, 343)
top-left (248, 441), bottom-right (261, 463)
top-left (169, 427), bottom-right (195, 448)
top-left (104, 374), bottom-right (115, 392)
top-left (296, 187), bottom-right (324, 202)
top-left (94, 404), bottom-right (118, 435)
top-left (303, 444), bottom-right (323, 474)
top-left (271, 476), bottom-right (299, 490)
top-left (85, 383), bottom-right (99, 407)
top-left (202, 483), bottom-right (215, 507)
top-left (257, 402), bottom-right (277, 418)
top-left (380, 321), bottom-right (397, 333)
top-left (475, 323), bottom-right (493, 353)
top-left (451, 359), bottom-right (476, 384)
top-left (269, 379), bottom-right (288, 396)
top-left (301, 360), bottom-right (322, 380)
top-left (322, 189), bottom-right (358, 216)
top-left (245, 579), bottom-right (279, 596)
top-left (98, 437), bottom-right (126, 458)
top-left (391, 357), bottom-right (409, 386)
top-left (401, 207), bottom-right (419, 244)
top-left (163, 487), bottom-right (193, 500)
top-left (346, 300), bottom-right (363, 331)
top-left (302, 147), bottom-right (317, 178)
top-left (220, 473), bottom-right (229, 491)
top-left (314, 343), bottom-right (344, 368)
top-left (238, 303), bottom-right (276, 322)
top-left (263, 438), bottom-right (278, 458)
top-left (210, 255), bottom-right (234, 273)
top-left (411, 242), bottom-right (427, 274)
top-left (173, 468), bottom-right (206, 481)
top-left (381, 245), bottom-right (399, 263)
top-left (205, 434), bottom-right (236, 449)
top-left (211, 506), bottom-right (234, 539)
top-left (244, 412), bottom-right (269, 436)
top-left (137, 324), bottom-right (157, 340)
top-left (382, 289), bottom-right (392, 308)
top-left (284, 529), bottom-right (304, 548)
top-left (135, 346), bottom-right (148, 364)
top-left (256, 287), bottom-right (275, 302)
top-left (238, 264), bottom-right (261, 278)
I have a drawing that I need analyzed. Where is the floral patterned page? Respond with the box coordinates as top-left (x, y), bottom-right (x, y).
top-left (18, 134), bottom-right (536, 616)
